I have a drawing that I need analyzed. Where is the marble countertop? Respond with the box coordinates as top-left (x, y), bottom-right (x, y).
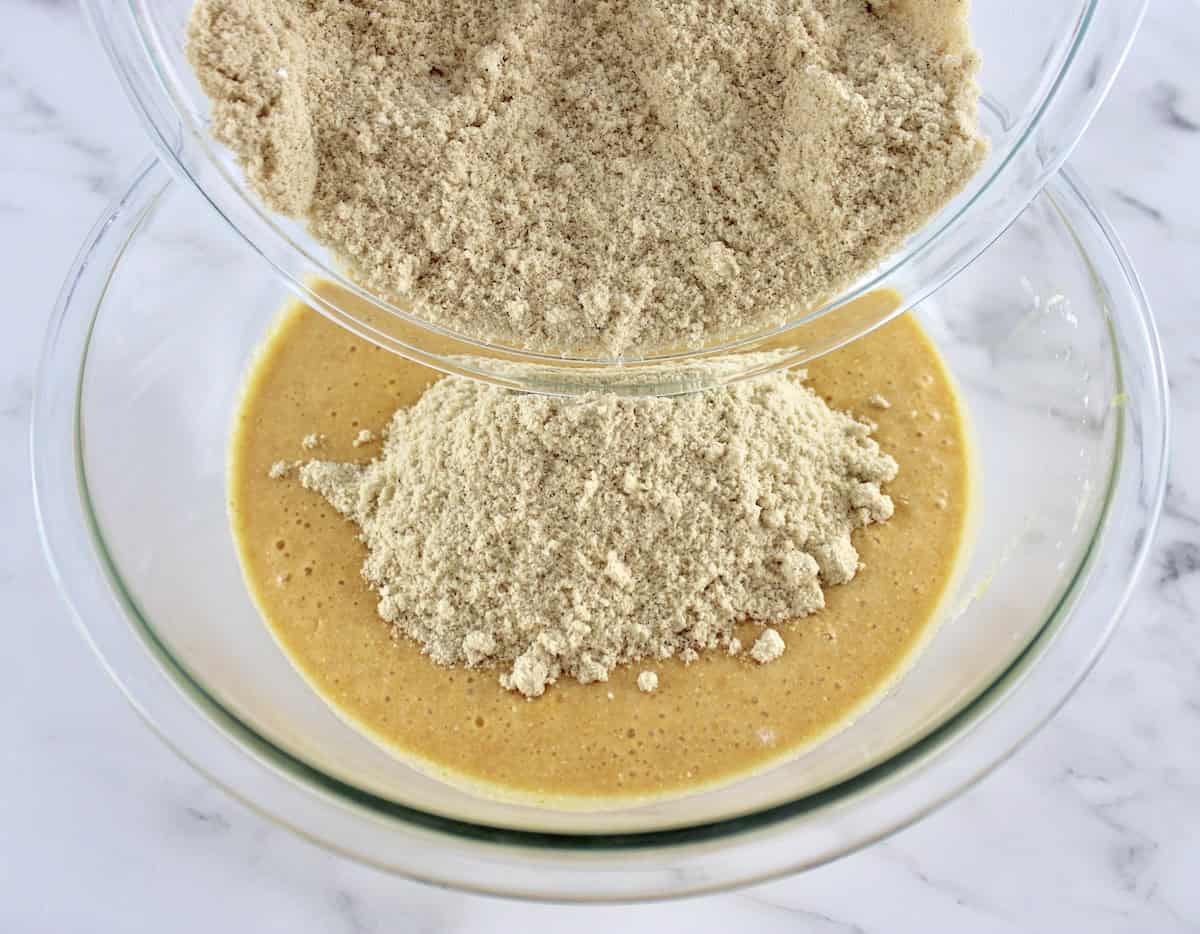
top-left (2, 2), bottom-right (1197, 930)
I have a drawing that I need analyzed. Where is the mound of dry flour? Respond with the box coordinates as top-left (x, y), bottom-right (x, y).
top-left (293, 371), bottom-right (897, 697)
top-left (188, 0), bottom-right (984, 355)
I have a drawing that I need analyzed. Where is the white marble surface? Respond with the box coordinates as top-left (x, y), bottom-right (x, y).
top-left (2, 1), bottom-right (1197, 930)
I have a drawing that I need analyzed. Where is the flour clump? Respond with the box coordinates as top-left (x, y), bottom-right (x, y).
top-left (295, 371), bottom-right (897, 697)
top-left (750, 629), bottom-right (787, 664)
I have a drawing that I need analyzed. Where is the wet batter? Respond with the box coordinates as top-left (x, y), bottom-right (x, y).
top-left (229, 285), bottom-right (972, 804)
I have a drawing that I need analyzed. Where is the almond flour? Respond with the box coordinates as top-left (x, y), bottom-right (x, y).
top-left (294, 370), bottom-right (897, 697)
top-left (187, 0), bottom-right (984, 355)
top-left (750, 628), bottom-right (787, 664)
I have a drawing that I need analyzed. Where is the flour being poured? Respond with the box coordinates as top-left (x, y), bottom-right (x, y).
top-left (291, 371), bottom-right (897, 697)
top-left (187, 0), bottom-right (984, 355)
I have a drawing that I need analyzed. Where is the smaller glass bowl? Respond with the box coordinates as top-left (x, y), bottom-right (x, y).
top-left (81, 0), bottom-right (1146, 380)
top-left (34, 162), bottom-right (1167, 900)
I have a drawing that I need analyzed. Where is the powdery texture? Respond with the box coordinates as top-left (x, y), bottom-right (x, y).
top-left (188, 0), bottom-right (985, 355)
top-left (750, 628), bottom-right (787, 664)
top-left (297, 371), bottom-right (897, 697)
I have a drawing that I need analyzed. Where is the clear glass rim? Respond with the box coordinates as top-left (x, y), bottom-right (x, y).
top-left (79, 0), bottom-right (1147, 376)
top-left (31, 162), bottom-right (1169, 897)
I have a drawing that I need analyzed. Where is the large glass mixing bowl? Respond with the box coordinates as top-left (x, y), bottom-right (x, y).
top-left (33, 161), bottom-right (1167, 899)
top-left (82, 0), bottom-right (1146, 380)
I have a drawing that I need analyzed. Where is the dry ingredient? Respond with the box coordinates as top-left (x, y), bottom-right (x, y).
top-left (636, 671), bottom-right (659, 694)
top-left (293, 370), bottom-right (897, 697)
top-left (750, 628), bottom-right (787, 664)
top-left (188, 0), bottom-right (984, 355)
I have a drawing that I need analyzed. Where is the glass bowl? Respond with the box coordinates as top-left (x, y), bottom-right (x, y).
top-left (33, 160), bottom-right (1167, 900)
top-left (82, 0), bottom-right (1146, 377)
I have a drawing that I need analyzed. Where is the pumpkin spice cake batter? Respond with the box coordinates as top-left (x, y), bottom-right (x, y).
top-left (229, 288), bottom-right (972, 804)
